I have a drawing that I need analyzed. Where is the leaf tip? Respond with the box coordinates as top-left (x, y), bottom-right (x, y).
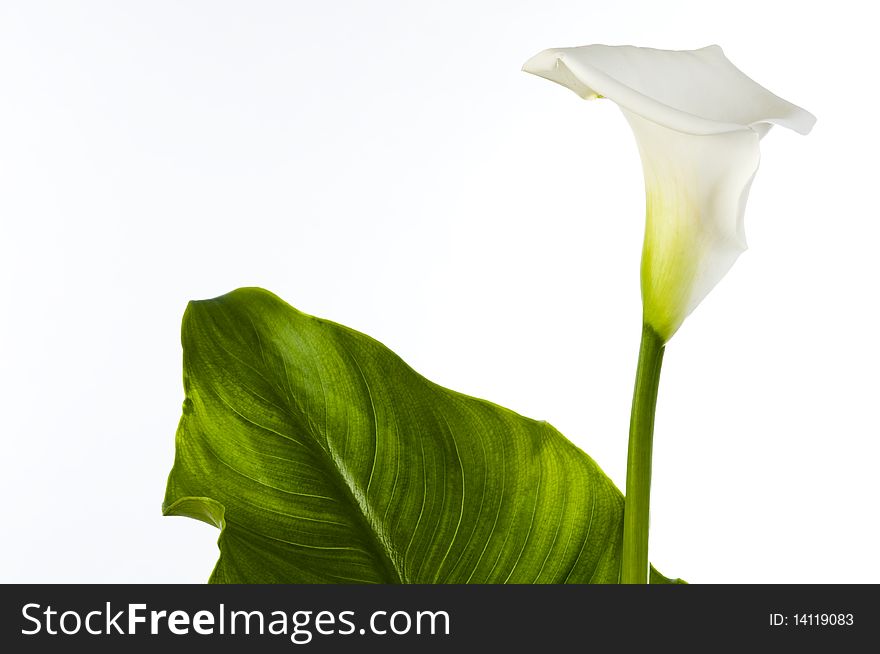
top-left (162, 496), bottom-right (227, 531)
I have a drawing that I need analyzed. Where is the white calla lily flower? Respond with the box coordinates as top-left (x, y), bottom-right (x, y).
top-left (523, 45), bottom-right (815, 341)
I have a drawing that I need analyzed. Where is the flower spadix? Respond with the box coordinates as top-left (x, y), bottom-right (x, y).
top-left (523, 45), bottom-right (814, 341)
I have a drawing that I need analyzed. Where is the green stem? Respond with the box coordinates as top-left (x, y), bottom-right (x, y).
top-left (621, 323), bottom-right (665, 584)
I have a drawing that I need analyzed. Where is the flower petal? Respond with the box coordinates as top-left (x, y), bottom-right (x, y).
top-left (625, 110), bottom-right (761, 340)
top-left (523, 45), bottom-right (815, 136)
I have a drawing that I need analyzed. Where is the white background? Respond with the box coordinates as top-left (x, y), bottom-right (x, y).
top-left (1, 0), bottom-right (877, 583)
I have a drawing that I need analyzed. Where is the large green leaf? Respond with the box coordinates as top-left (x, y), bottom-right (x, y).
top-left (163, 288), bottom-right (680, 584)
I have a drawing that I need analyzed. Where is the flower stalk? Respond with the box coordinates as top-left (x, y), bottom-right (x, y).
top-left (622, 323), bottom-right (664, 584)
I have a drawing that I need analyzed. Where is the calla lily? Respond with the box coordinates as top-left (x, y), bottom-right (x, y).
top-left (523, 44), bottom-right (815, 342)
top-left (524, 45), bottom-right (814, 584)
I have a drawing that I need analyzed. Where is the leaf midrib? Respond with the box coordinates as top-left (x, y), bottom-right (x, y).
top-left (292, 322), bottom-right (404, 583)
